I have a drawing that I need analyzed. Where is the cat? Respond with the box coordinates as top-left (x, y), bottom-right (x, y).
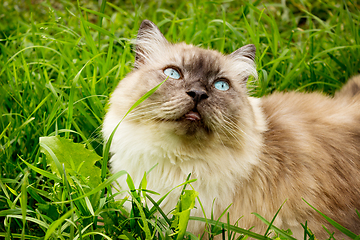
top-left (102, 19), bottom-right (360, 239)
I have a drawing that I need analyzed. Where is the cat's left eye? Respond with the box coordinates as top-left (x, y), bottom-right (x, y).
top-left (214, 80), bottom-right (230, 91)
top-left (164, 68), bottom-right (181, 79)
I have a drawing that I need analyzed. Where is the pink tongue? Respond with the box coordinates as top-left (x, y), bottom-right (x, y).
top-left (185, 111), bottom-right (201, 121)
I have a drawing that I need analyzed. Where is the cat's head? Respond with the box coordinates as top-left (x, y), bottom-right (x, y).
top-left (107, 20), bottom-right (258, 145)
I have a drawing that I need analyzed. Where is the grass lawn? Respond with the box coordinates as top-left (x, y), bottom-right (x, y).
top-left (0, 0), bottom-right (359, 239)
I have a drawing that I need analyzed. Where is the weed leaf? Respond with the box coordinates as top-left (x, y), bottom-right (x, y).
top-left (40, 136), bottom-right (102, 188)
top-left (172, 190), bottom-right (199, 240)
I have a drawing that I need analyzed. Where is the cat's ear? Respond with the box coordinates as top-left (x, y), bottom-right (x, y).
top-left (135, 20), bottom-right (169, 67)
top-left (229, 44), bottom-right (256, 62)
top-left (229, 44), bottom-right (257, 82)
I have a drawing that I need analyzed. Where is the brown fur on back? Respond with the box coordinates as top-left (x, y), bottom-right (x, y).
top-left (336, 75), bottom-right (360, 99)
top-left (256, 82), bottom-right (360, 237)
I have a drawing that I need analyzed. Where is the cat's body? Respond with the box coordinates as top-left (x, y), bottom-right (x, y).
top-left (103, 20), bottom-right (360, 239)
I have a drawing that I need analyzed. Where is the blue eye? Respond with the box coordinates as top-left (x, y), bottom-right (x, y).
top-left (164, 68), bottom-right (181, 79)
top-left (214, 80), bottom-right (230, 91)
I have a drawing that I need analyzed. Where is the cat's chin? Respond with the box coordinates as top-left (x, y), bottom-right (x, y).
top-left (173, 122), bottom-right (210, 138)
top-left (171, 110), bottom-right (212, 138)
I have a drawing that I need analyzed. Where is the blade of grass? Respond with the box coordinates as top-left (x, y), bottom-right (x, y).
top-left (44, 208), bottom-right (75, 240)
top-left (101, 77), bottom-right (168, 182)
top-left (65, 52), bottom-right (105, 139)
top-left (303, 199), bottom-right (360, 239)
top-left (189, 216), bottom-right (270, 240)
top-left (20, 171), bottom-right (29, 240)
top-left (252, 213), bottom-right (296, 240)
top-left (263, 200), bottom-right (287, 236)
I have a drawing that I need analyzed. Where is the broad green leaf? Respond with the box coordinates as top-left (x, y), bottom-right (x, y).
top-left (40, 136), bottom-right (102, 188)
top-left (172, 190), bottom-right (199, 240)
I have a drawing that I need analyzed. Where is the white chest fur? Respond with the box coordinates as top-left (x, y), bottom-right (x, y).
top-left (102, 97), bottom-right (267, 236)
top-left (104, 103), bottom-right (264, 211)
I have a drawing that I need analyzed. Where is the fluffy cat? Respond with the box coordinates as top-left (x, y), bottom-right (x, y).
top-left (102, 20), bottom-right (360, 239)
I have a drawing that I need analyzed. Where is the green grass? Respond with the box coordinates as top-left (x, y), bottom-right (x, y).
top-left (1, 0), bottom-right (360, 239)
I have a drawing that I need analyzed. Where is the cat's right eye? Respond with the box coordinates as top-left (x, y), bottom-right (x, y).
top-left (214, 80), bottom-right (230, 91)
top-left (164, 68), bottom-right (181, 79)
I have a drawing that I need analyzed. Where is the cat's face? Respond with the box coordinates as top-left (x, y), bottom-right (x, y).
top-left (108, 20), bottom-right (257, 144)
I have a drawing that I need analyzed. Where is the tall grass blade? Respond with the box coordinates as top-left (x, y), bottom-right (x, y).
top-left (101, 77), bottom-right (168, 182)
top-left (189, 216), bottom-right (270, 240)
top-left (44, 208), bottom-right (75, 240)
top-left (303, 199), bottom-right (360, 239)
top-left (252, 213), bottom-right (296, 240)
top-left (263, 200), bottom-right (287, 236)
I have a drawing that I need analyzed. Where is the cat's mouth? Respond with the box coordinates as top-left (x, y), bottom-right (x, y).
top-left (168, 107), bottom-right (211, 137)
top-left (184, 110), bottom-right (201, 121)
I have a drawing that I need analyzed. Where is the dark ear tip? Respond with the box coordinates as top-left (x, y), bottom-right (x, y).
top-left (229, 44), bottom-right (256, 62)
top-left (139, 19), bottom-right (156, 30)
top-left (247, 44), bottom-right (256, 51)
top-left (242, 44), bottom-right (256, 54)
top-left (241, 44), bottom-right (256, 61)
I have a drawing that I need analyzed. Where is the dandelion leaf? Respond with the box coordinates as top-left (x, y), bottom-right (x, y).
top-left (40, 136), bottom-right (102, 188)
top-left (171, 190), bottom-right (199, 239)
